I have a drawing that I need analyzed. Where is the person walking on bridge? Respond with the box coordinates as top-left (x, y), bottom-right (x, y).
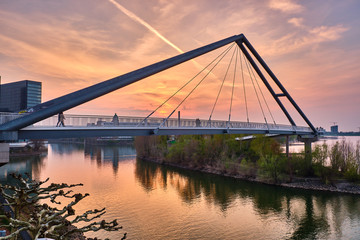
top-left (56, 112), bottom-right (66, 127)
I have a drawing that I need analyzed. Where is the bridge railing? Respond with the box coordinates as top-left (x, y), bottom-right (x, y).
top-left (28, 114), bottom-right (311, 133)
top-left (0, 113), bottom-right (312, 132)
top-left (0, 112), bottom-right (29, 125)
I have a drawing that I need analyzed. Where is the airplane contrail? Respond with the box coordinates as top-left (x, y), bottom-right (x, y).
top-left (107, 0), bottom-right (216, 75)
top-left (108, 0), bottom-right (184, 54)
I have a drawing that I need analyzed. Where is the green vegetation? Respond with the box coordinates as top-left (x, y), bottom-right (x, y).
top-left (135, 135), bottom-right (360, 184)
top-left (313, 140), bottom-right (360, 183)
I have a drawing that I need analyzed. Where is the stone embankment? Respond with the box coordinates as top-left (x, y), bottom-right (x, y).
top-left (281, 179), bottom-right (360, 195)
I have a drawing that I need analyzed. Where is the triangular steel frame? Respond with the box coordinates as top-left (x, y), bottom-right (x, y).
top-left (235, 36), bottom-right (317, 133)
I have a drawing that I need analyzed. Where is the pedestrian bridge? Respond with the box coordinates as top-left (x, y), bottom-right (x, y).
top-left (0, 113), bottom-right (312, 140)
top-left (0, 33), bottom-right (317, 141)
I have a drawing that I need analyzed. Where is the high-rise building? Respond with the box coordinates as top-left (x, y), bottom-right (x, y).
top-left (330, 125), bottom-right (338, 134)
top-left (0, 80), bottom-right (41, 112)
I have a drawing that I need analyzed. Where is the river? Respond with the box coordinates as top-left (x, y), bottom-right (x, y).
top-left (287, 135), bottom-right (360, 153)
top-left (1, 137), bottom-right (360, 239)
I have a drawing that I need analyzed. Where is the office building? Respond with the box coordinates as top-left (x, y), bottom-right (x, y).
top-left (0, 80), bottom-right (41, 112)
top-left (330, 125), bottom-right (338, 134)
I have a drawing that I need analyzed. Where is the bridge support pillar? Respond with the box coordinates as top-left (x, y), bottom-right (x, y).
top-left (285, 135), bottom-right (289, 158)
top-left (0, 143), bottom-right (9, 167)
top-left (297, 135), bottom-right (318, 169)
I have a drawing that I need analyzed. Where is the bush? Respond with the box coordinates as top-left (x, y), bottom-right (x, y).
top-left (313, 163), bottom-right (334, 184)
top-left (258, 155), bottom-right (286, 182)
top-left (344, 166), bottom-right (360, 182)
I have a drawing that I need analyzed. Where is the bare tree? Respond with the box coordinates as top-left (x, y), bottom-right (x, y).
top-left (0, 173), bottom-right (126, 240)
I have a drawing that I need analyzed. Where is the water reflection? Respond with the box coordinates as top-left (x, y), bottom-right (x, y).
top-left (84, 144), bottom-right (136, 175)
top-left (1, 143), bottom-right (360, 239)
top-left (282, 194), bottom-right (325, 239)
top-left (0, 143), bottom-right (137, 182)
top-left (50, 143), bottom-right (84, 155)
top-left (50, 143), bottom-right (136, 175)
top-left (135, 158), bottom-right (360, 239)
top-left (0, 155), bottom-right (46, 183)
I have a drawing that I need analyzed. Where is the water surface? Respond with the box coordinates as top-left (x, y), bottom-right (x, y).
top-left (1, 142), bottom-right (360, 239)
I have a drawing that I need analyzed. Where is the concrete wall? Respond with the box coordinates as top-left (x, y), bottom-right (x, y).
top-left (0, 143), bottom-right (9, 165)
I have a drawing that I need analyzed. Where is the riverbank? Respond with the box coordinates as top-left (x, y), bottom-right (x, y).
top-left (10, 146), bottom-right (47, 157)
top-left (139, 157), bottom-right (360, 195)
top-left (135, 135), bottom-right (360, 195)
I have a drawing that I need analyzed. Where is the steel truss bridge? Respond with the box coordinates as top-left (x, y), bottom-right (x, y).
top-left (0, 33), bottom-right (317, 141)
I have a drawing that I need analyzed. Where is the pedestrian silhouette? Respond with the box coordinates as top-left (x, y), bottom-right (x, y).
top-left (56, 112), bottom-right (66, 127)
top-left (195, 118), bottom-right (201, 127)
top-left (112, 113), bottom-right (119, 125)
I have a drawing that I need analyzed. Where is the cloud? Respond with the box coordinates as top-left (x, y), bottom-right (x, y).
top-left (0, 10), bottom-right (127, 81)
top-left (265, 24), bottom-right (349, 56)
top-left (288, 17), bottom-right (304, 28)
top-left (309, 25), bottom-right (349, 41)
top-left (268, 0), bottom-right (304, 13)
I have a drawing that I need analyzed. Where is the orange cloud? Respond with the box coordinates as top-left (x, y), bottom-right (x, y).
top-left (269, 0), bottom-right (304, 13)
top-left (309, 25), bottom-right (349, 41)
top-left (264, 24), bottom-right (349, 56)
top-left (288, 17), bottom-right (304, 28)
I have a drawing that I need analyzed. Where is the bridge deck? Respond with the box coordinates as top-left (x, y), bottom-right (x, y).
top-left (18, 125), bottom-right (313, 139)
top-left (1, 113), bottom-right (314, 140)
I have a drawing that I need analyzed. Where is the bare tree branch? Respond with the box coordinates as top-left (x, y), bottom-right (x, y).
top-left (0, 174), bottom-right (125, 239)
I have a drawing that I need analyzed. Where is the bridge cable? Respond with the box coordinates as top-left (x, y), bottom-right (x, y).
top-left (157, 43), bottom-right (234, 129)
top-left (243, 51), bottom-right (269, 128)
top-left (208, 45), bottom-right (237, 127)
top-left (137, 43), bottom-right (235, 127)
top-left (246, 52), bottom-right (277, 126)
top-left (239, 47), bottom-right (250, 123)
top-left (227, 47), bottom-right (239, 128)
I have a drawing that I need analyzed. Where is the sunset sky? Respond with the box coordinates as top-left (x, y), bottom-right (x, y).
top-left (0, 0), bottom-right (359, 131)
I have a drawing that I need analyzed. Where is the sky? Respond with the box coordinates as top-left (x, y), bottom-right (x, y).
top-left (0, 0), bottom-right (359, 131)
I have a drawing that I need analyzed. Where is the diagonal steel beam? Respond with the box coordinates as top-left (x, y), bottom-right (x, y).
top-left (0, 34), bottom-right (244, 131)
top-left (236, 41), bottom-right (297, 127)
top-left (240, 36), bottom-right (317, 134)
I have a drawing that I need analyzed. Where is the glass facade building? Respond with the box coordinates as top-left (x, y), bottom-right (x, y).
top-left (330, 125), bottom-right (339, 134)
top-left (0, 80), bottom-right (41, 112)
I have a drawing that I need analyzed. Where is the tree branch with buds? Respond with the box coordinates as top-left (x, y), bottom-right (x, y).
top-left (0, 173), bottom-right (126, 239)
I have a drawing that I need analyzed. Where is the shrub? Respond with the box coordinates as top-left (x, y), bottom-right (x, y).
top-left (258, 155), bottom-right (286, 182)
top-left (344, 166), bottom-right (360, 182)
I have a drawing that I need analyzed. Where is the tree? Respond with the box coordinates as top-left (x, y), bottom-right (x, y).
top-left (312, 143), bottom-right (328, 167)
top-left (312, 143), bottom-right (333, 183)
top-left (258, 155), bottom-right (285, 183)
top-left (0, 173), bottom-right (126, 240)
top-left (329, 142), bottom-right (342, 172)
